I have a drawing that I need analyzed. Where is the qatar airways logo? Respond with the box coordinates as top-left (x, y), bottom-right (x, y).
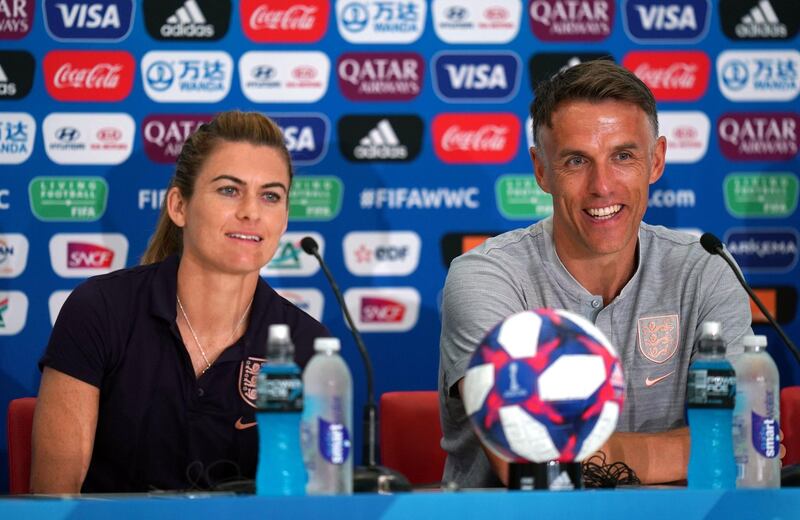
top-left (432, 0), bottom-right (522, 43)
top-left (0, 0), bottom-right (34, 39)
top-left (623, 51), bottom-right (710, 101)
top-left (718, 113), bottom-right (799, 161)
top-left (44, 50), bottom-right (134, 102)
top-left (529, 0), bottom-right (614, 41)
top-left (242, 0), bottom-right (328, 42)
top-left (337, 52), bottom-right (423, 101)
top-left (344, 287), bottom-right (420, 332)
top-left (433, 113), bottom-right (520, 164)
top-left (142, 114), bottom-right (213, 163)
top-left (49, 233), bottom-right (128, 277)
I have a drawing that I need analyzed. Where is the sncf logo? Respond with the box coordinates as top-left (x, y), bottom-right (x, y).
top-left (67, 242), bottom-right (114, 268)
top-left (241, 0), bottom-right (328, 42)
top-left (344, 287), bottom-right (420, 332)
top-left (43, 0), bottom-right (134, 41)
top-left (432, 113), bottom-right (520, 164)
top-left (361, 297), bottom-right (405, 323)
top-left (44, 50), bottom-right (135, 102)
top-left (623, 51), bottom-right (710, 101)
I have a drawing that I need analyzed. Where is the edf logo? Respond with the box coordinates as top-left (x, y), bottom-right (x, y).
top-left (433, 52), bottom-right (520, 102)
top-left (43, 0), bottom-right (134, 41)
top-left (623, 0), bottom-right (710, 43)
top-left (271, 115), bottom-right (329, 166)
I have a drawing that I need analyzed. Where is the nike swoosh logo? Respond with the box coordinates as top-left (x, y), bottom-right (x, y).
top-left (234, 417), bottom-right (257, 430)
top-left (645, 370), bottom-right (675, 387)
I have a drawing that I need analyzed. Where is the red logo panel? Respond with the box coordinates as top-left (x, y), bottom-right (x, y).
top-left (240, 0), bottom-right (328, 42)
top-left (623, 51), bottom-right (710, 102)
top-left (44, 50), bottom-right (135, 102)
top-left (433, 113), bottom-right (520, 164)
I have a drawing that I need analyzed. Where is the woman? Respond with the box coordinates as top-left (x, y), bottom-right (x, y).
top-left (31, 111), bottom-right (329, 493)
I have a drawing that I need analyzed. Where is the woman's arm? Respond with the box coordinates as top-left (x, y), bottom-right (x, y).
top-left (30, 367), bottom-right (100, 494)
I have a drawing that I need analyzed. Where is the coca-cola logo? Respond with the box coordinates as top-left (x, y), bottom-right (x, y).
top-left (44, 50), bottom-right (134, 102)
top-left (241, 0), bottom-right (329, 42)
top-left (433, 113), bottom-right (520, 164)
top-left (717, 112), bottom-right (799, 161)
top-left (623, 51), bottom-right (709, 101)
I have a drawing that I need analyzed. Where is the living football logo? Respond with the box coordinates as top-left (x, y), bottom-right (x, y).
top-left (432, 113), bottom-right (520, 164)
top-left (143, 0), bottom-right (230, 41)
top-left (271, 114), bottom-right (329, 165)
top-left (0, 0), bottom-right (35, 39)
top-left (432, 0), bottom-right (522, 43)
top-left (720, 0), bottom-right (798, 41)
top-left (0, 50), bottom-right (34, 99)
top-left (44, 50), bottom-right (135, 102)
top-left (432, 51), bottom-right (521, 103)
top-left (337, 52), bottom-right (423, 101)
top-left (717, 50), bottom-right (800, 102)
top-left (241, 0), bottom-right (328, 42)
top-left (338, 115), bottom-right (423, 162)
top-left (623, 51), bottom-right (710, 101)
top-left (43, 0), bottom-right (134, 41)
top-left (529, 0), bottom-right (614, 41)
top-left (623, 0), bottom-right (710, 43)
top-left (141, 51), bottom-right (233, 103)
top-left (336, 0), bottom-right (426, 44)
top-left (718, 112), bottom-right (799, 161)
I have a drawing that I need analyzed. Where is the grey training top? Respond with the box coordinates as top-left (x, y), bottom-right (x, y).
top-left (438, 218), bottom-right (752, 488)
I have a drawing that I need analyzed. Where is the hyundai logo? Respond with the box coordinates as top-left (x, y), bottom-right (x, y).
top-left (251, 65), bottom-right (276, 80)
top-left (55, 126), bottom-right (80, 142)
top-left (446, 6), bottom-right (468, 21)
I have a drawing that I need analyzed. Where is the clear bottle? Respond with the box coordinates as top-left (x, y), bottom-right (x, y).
top-left (255, 324), bottom-right (307, 496)
top-left (301, 337), bottom-right (353, 495)
top-left (687, 321), bottom-right (737, 489)
top-left (733, 334), bottom-right (781, 488)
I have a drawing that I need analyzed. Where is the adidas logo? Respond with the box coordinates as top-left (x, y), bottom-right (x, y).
top-left (549, 470), bottom-right (575, 491)
top-left (0, 65), bottom-right (17, 97)
top-left (354, 119), bottom-right (408, 160)
top-left (0, 65), bottom-right (7, 83)
top-left (735, 0), bottom-right (787, 38)
top-left (160, 0), bottom-right (214, 38)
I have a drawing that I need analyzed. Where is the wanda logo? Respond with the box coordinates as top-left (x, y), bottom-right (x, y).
top-left (241, 0), bottom-right (329, 42)
top-left (44, 50), bottom-right (135, 102)
top-left (623, 51), bottom-right (710, 102)
top-left (433, 113), bottom-right (520, 164)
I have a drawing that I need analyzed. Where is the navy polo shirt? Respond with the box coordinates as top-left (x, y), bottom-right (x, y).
top-left (40, 254), bottom-right (329, 492)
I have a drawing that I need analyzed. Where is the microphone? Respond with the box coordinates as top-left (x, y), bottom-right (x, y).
top-left (300, 236), bottom-right (411, 492)
top-left (699, 232), bottom-right (800, 365)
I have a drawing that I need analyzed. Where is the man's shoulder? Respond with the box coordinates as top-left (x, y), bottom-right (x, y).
top-left (460, 221), bottom-right (546, 260)
top-left (640, 223), bottom-right (706, 262)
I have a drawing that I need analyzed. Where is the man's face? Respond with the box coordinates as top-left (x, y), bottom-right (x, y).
top-left (531, 100), bottom-right (666, 262)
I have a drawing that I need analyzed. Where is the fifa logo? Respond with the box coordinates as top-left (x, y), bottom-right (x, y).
top-left (502, 361), bottom-right (529, 399)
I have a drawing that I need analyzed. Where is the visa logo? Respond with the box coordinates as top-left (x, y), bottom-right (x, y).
top-left (282, 126), bottom-right (316, 152)
top-left (433, 52), bottom-right (520, 102)
top-left (361, 297), bottom-right (405, 323)
top-left (56, 3), bottom-right (121, 28)
top-left (273, 115), bottom-right (328, 165)
top-left (624, 0), bottom-right (709, 42)
top-left (67, 242), bottom-right (114, 268)
top-left (635, 4), bottom-right (696, 31)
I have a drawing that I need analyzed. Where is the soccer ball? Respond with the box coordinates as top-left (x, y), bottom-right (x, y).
top-left (463, 309), bottom-right (625, 463)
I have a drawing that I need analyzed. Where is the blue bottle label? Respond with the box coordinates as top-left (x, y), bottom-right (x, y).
top-left (687, 368), bottom-right (736, 409)
top-left (318, 417), bottom-right (351, 465)
top-left (256, 365), bottom-right (303, 412)
top-left (752, 411), bottom-right (780, 459)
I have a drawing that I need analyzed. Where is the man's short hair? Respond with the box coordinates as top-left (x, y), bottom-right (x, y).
top-left (530, 59), bottom-right (658, 146)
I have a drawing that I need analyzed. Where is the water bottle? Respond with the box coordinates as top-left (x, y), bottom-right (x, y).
top-left (733, 335), bottom-right (781, 488)
top-left (687, 321), bottom-right (737, 489)
top-left (301, 337), bottom-right (353, 495)
top-left (255, 324), bottom-right (306, 495)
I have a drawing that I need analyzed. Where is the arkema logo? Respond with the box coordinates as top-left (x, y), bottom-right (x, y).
top-left (261, 232), bottom-right (323, 277)
top-left (343, 287), bottom-right (420, 332)
top-left (44, 112), bottom-right (134, 165)
top-left (0, 0), bottom-right (34, 39)
top-left (432, 0), bottom-right (522, 44)
top-left (658, 111), bottom-right (710, 163)
top-left (142, 51), bottom-right (232, 103)
top-left (239, 51), bottom-right (329, 103)
top-left (49, 233), bottom-right (128, 278)
top-left (338, 115), bottom-right (423, 162)
top-left (336, 0), bottom-right (426, 44)
top-left (432, 51), bottom-right (521, 103)
top-left (623, 51), bottom-right (710, 101)
top-left (271, 114), bottom-right (329, 165)
top-left (241, 0), bottom-right (328, 42)
top-left (725, 228), bottom-right (798, 273)
top-left (142, 114), bottom-right (213, 163)
top-left (718, 112), bottom-right (799, 161)
top-left (0, 50), bottom-right (34, 99)
top-left (343, 231), bottom-right (421, 276)
top-left (337, 52), bottom-right (423, 102)
top-left (44, 50), bottom-right (135, 102)
top-left (143, 0), bottom-right (231, 41)
top-left (275, 288), bottom-right (324, 322)
top-left (529, 0), bottom-right (614, 42)
top-left (43, 0), bottom-right (134, 41)
top-left (0, 112), bottom-right (35, 164)
top-left (717, 50), bottom-right (800, 102)
top-left (720, 0), bottom-right (798, 41)
top-left (623, 0), bottom-right (710, 43)
top-left (433, 113), bottom-right (520, 164)
top-left (0, 233), bottom-right (29, 278)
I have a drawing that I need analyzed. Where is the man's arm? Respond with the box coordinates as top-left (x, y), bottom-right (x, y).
top-left (30, 367), bottom-right (99, 493)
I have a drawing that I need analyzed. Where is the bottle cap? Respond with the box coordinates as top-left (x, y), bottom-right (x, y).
top-left (268, 324), bottom-right (290, 342)
top-left (743, 334), bottom-right (768, 352)
top-left (701, 321), bottom-right (721, 337)
top-left (314, 337), bottom-right (341, 353)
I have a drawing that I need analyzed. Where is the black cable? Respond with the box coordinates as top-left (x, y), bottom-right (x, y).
top-left (582, 452), bottom-right (641, 488)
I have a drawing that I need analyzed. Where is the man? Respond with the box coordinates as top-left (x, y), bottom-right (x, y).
top-left (438, 60), bottom-right (752, 487)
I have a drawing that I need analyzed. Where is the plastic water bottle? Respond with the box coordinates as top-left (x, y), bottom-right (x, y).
top-left (687, 321), bottom-right (737, 489)
top-left (733, 335), bottom-right (781, 488)
top-left (301, 337), bottom-right (353, 495)
top-left (255, 324), bottom-right (306, 496)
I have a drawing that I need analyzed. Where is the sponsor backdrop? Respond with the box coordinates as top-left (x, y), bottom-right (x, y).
top-left (0, 0), bottom-right (798, 489)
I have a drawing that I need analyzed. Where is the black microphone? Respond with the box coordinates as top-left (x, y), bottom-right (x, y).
top-left (300, 236), bottom-right (411, 492)
top-left (700, 232), bottom-right (800, 365)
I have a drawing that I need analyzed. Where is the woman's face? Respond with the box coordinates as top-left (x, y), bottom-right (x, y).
top-left (167, 140), bottom-right (290, 276)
